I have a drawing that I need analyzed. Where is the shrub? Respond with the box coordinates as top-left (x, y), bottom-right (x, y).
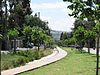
top-left (1, 61), bottom-right (13, 70)
top-left (1, 54), bottom-right (27, 70)
top-left (1, 49), bottom-right (52, 70)
top-left (33, 50), bottom-right (39, 60)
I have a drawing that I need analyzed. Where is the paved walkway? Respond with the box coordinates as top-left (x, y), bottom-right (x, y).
top-left (1, 47), bottom-right (67, 75)
top-left (83, 48), bottom-right (100, 55)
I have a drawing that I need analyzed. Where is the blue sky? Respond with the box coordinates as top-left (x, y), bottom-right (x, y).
top-left (30, 0), bottom-right (75, 32)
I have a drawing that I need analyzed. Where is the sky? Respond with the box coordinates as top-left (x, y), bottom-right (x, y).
top-left (30, 0), bottom-right (75, 32)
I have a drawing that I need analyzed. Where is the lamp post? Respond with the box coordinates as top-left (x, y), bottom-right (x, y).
top-left (96, 33), bottom-right (100, 75)
top-left (95, 1), bottom-right (100, 75)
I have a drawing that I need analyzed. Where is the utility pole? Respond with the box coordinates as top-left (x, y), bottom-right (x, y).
top-left (96, 35), bottom-right (100, 75)
top-left (95, 1), bottom-right (100, 74)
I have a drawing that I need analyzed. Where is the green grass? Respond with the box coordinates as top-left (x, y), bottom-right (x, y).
top-left (20, 47), bottom-right (100, 75)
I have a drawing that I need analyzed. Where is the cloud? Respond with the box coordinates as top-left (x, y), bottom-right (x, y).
top-left (49, 18), bottom-right (75, 32)
top-left (30, 1), bottom-right (75, 32)
top-left (30, 2), bottom-right (67, 10)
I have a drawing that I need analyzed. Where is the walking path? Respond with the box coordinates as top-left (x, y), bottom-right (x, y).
top-left (1, 47), bottom-right (67, 75)
top-left (83, 48), bottom-right (100, 55)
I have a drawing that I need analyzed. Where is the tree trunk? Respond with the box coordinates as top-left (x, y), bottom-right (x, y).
top-left (14, 38), bottom-right (16, 53)
top-left (87, 40), bottom-right (90, 54)
top-left (37, 41), bottom-right (40, 51)
top-left (0, 41), bottom-right (2, 50)
top-left (44, 44), bottom-right (46, 50)
top-left (38, 45), bottom-right (39, 51)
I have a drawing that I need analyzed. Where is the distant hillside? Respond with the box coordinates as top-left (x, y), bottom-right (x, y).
top-left (50, 30), bottom-right (62, 41)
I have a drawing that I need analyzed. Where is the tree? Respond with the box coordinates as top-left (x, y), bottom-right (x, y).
top-left (8, 28), bottom-right (19, 53)
top-left (73, 19), bottom-right (96, 53)
top-left (84, 30), bottom-right (97, 53)
top-left (60, 32), bottom-right (63, 40)
top-left (31, 27), bottom-right (45, 51)
top-left (8, 0), bottom-right (32, 28)
top-left (63, 0), bottom-right (100, 74)
top-left (0, 0), bottom-right (32, 50)
top-left (93, 22), bottom-right (100, 74)
top-left (60, 32), bottom-right (67, 40)
top-left (42, 34), bottom-right (54, 49)
top-left (0, 0), bottom-right (4, 36)
top-left (73, 26), bottom-right (85, 51)
top-left (0, 34), bottom-right (3, 50)
top-left (63, 37), bottom-right (77, 46)
top-left (25, 15), bottom-right (50, 35)
top-left (31, 26), bottom-right (53, 51)
top-left (23, 25), bottom-right (32, 47)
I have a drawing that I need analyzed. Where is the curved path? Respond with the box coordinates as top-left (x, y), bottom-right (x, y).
top-left (1, 47), bottom-right (67, 75)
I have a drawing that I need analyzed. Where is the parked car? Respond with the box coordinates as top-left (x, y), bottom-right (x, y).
top-left (27, 43), bottom-right (34, 48)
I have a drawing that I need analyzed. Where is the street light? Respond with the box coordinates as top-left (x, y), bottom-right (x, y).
top-left (94, 1), bottom-right (100, 75)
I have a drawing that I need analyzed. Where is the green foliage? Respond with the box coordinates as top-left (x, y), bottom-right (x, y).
top-left (68, 37), bottom-right (77, 44)
top-left (60, 37), bottom-right (77, 46)
top-left (1, 54), bottom-right (26, 70)
top-left (63, 0), bottom-right (99, 19)
top-left (25, 15), bottom-right (50, 34)
top-left (74, 26), bottom-right (85, 42)
top-left (1, 49), bottom-right (52, 70)
top-left (7, 0), bottom-right (32, 30)
top-left (1, 0), bottom-right (51, 50)
top-left (84, 30), bottom-right (97, 39)
top-left (93, 22), bottom-right (100, 34)
top-left (43, 34), bottom-right (54, 46)
top-left (23, 25), bottom-right (32, 35)
top-left (15, 4), bottom-right (23, 14)
top-left (8, 28), bottom-right (19, 39)
top-left (31, 26), bottom-right (53, 49)
top-left (31, 27), bottom-right (44, 46)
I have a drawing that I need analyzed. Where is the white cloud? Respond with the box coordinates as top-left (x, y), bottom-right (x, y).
top-left (40, 16), bottom-right (52, 21)
top-left (30, 1), bottom-right (75, 32)
top-left (30, 2), bottom-right (67, 10)
top-left (49, 18), bottom-right (75, 32)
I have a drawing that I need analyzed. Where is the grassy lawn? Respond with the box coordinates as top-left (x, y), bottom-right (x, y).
top-left (20, 47), bottom-right (100, 75)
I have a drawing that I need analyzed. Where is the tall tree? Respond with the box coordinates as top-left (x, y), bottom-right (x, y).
top-left (73, 19), bottom-right (96, 53)
top-left (31, 26), bottom-right (53, 51)
top-left (23, 25), bottom-right (32, 47)
top-left (60, 32), bottom-right (67, 40)
top-left (63, 0), bottom-right (100, 74)
top-left (7, 28), bottom-right (19, 53)
top-left (8, 0), bottom-right (32, 31)
top-left (24, 15), bottom-right (50, 35)
top-left (1, 0), bottom-right (32, 50)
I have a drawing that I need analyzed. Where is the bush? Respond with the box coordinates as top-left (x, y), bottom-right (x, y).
top-left (1, 61), bottom-right (13, 70)
top-left (1, 54), bottom-right (26, 70)
top-left (16, 50), bottom-right (37, 61)
top-left (1, 49), bottom-right (52, 71)
top-left (12, 56), bottom-right (27, 67)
